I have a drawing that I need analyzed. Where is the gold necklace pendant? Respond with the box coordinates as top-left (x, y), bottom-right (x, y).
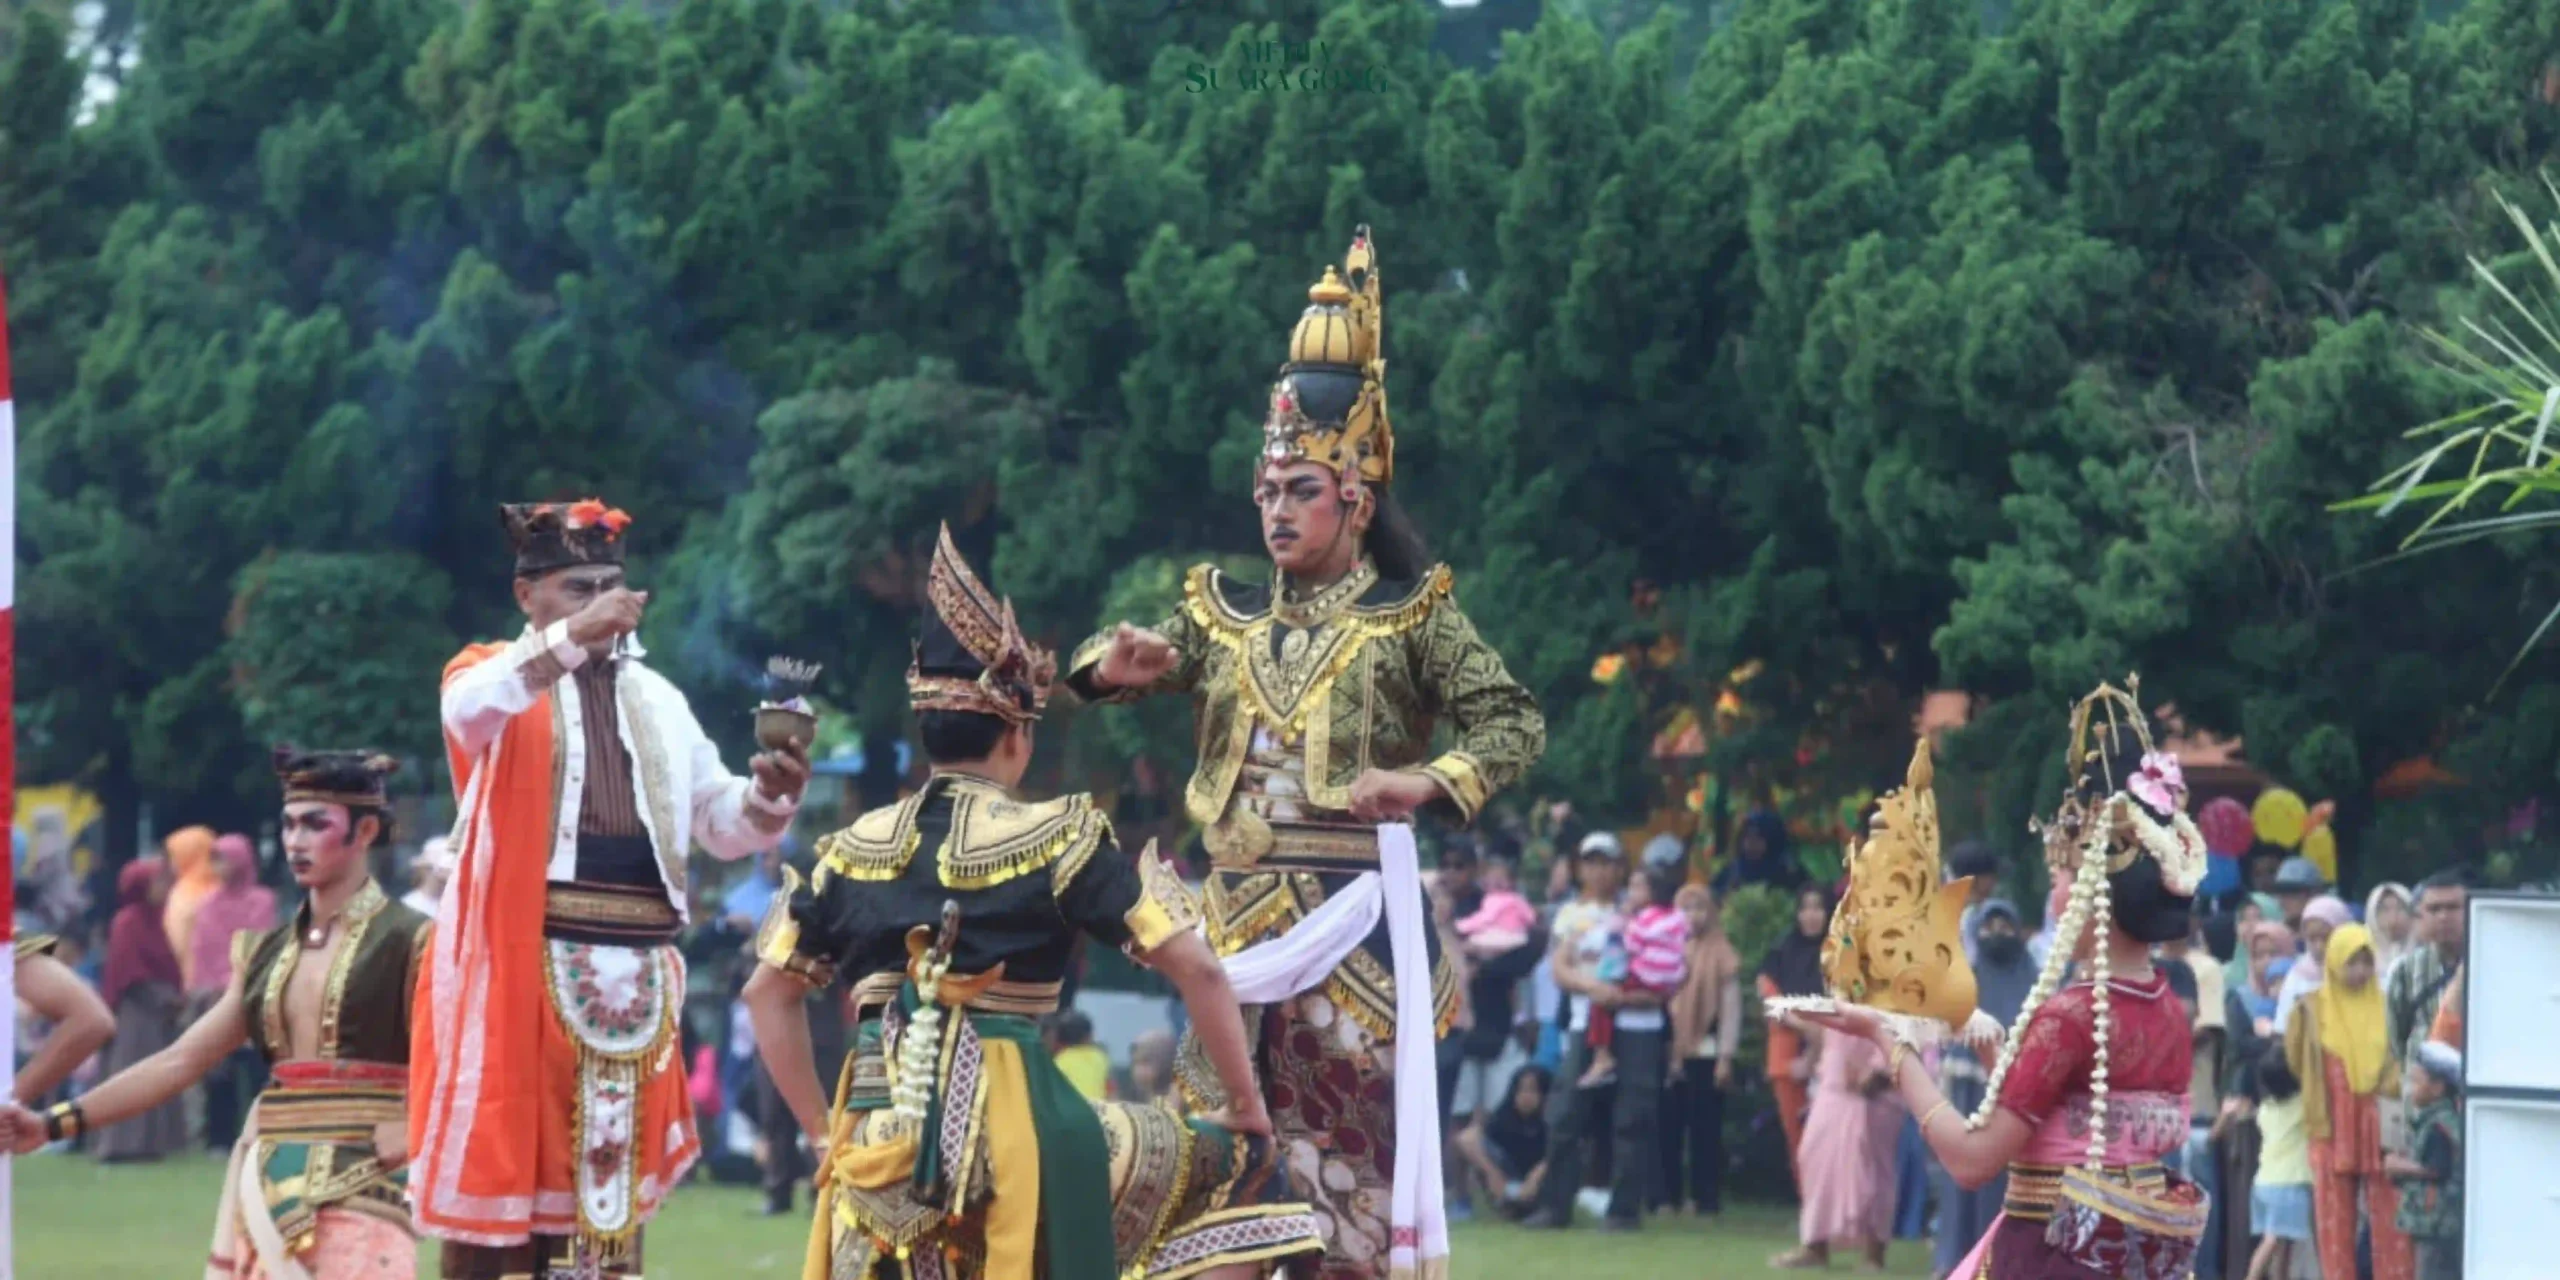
top-left (1278, 626), bottom-right (1311, 668)
top-left (1272, 562), bottom-right (1377, 630)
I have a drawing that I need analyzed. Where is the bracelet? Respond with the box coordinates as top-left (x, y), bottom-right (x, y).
top-left (1919, 1101), bottom-right (1953, 1134)
top-left (42, 1101), bottom-right (84, 1143)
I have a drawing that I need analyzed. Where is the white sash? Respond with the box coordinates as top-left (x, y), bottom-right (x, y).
top-left (1217, 824), bottom-right (1449, 1279)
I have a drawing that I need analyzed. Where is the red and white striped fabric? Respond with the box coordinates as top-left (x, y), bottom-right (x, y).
top-left (2, 266), bottom-right (21, 1277)
top-left (1624, 903), bottom-right (1691, 996)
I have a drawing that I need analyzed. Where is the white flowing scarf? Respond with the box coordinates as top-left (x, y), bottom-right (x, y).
top-left (1219, 824), bottom-right (1449, 1280)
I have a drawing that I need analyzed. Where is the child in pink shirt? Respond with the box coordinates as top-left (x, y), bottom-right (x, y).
top-left (1457, 858), bottom-right (1538, 953)
top-left (1580, 865), bottom-right (1690, 1087)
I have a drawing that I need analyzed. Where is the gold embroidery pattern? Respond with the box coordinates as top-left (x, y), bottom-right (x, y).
top-left (754, 868), bottom-right (837, 987)
top-left (816, 794), bottom-right (928, 884)
top-left (940, 785), bottom-right (1099, 891)
top-left (318, 882), bottom-right (391, 1060)
top-left (615, 668), bottom-right (686, 897)
top-left (1270, 561), bottom-right (1379, 630)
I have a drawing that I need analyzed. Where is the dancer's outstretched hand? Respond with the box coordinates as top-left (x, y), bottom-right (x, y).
top-left (1096, 624), bottom-right (1179, 690)
top-left (0, 1102), bottom-right (46, 1156)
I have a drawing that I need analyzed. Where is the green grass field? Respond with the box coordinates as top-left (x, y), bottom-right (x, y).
top-left (12, 1151), bottom-right (1938, 1277)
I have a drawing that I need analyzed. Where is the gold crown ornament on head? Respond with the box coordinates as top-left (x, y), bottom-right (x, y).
top-left (2035, 676), bottom-right (2209, 895)
top-left (905, 524), bottom-right (1057, 726)
top-left (1764, 739), bottom-right (2005, 1048)
top-left (1263, 226), bottom-right (1393, 487)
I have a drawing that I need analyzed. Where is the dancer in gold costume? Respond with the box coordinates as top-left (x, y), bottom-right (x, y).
top-left (1070, 228), bottom-right (1544, 1278)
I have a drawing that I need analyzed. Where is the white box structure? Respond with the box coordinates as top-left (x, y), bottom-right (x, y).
top-left (2464, 891), bottom-right (2560, 1279)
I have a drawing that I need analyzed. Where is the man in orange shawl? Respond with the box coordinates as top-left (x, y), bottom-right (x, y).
top-left (410, 498), bottom-right (811, 1279)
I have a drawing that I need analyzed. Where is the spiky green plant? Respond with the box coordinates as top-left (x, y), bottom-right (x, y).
top-left (2344, 177), bottom-right (2560, 690)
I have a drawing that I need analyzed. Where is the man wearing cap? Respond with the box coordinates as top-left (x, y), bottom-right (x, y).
top-left (2271, 854), bottom-right (2328, 934)
top-left (411, 498), bottom-right (811, 1279)
top-left (1528, 832), bottom-right (1662, 1231)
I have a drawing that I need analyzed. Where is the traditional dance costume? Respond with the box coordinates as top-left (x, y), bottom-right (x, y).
top-left (1067, 228), bottom-right (1544, 1279)
top-left (757, 528), bottom-right (1325, 1279)
top-left (411, 499), bottom-right (798, 1276)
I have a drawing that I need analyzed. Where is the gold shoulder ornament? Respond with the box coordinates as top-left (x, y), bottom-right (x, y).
top-left (1122, 839), bottom-right (1204, 954)
top-left (1763, 739), bottom-right (2003, 1048)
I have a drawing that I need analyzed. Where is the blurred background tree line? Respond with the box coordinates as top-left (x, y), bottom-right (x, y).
top-left (12, 0), bottom-right (2560, 888)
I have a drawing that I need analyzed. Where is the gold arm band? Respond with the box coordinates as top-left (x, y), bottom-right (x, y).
top-left (1417, 753), bottom-right (1488, 823)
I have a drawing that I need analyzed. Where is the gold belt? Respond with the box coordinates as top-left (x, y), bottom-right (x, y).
top-left (2002, 1162), bottom-right (2167, 1221)
top-left (1205, 811), bottom-right (1379, 871)
top-left (543, 881), bottom-right (681, 943)
top-left (848, 970), bottom-right (1063, 1018)
top-left (255, 1083), bottom-right (407, 1143)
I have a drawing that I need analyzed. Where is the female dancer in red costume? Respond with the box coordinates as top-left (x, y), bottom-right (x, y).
top-left (1804, 683), bottom-right (2210, 1280)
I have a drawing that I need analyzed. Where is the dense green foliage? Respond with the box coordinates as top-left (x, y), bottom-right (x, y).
top-left (11, 0), bottom-right (2560, 882)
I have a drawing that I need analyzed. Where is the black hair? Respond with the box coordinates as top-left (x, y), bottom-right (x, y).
top-left (2075, 722), bottom-right (2195, 944)
top-left (1439, 835), bottom-right (1480, 871)
top-left (1365, 487), bottom-right (1433, 583)
top-left (1505, 1062), bottom-right (1553, 1103)
top-left (349, 805), bottom-right (397, 846)
top-left (917, 709), bottom-right (1010, 764)
top-left (1048, 1009), bottom-right (1094, 1046)
top-left (2257, 1039), bottom-right (2301, 1102)
top-left (2416, 867), bottom-right (2472, 896)
top-left (1639, 865), bottom-right (1683, 908)
top-left (2202, 911), bottom-right (2240, 965)
top-left (1947, 839), bottom-right (2000, 884)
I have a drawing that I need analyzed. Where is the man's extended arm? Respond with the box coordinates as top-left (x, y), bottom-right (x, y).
top-left (13, 953), bottom-right (113, 1104)
top-left (441, 624), bottom-right (587, 757)
top-left (676, 678), bottom-right (800, 861)
top-left (10, 984), bottom-right (249, 1149)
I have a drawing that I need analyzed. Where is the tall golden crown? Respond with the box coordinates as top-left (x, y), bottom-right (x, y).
top-left (1817, 739), bottom-right (1983, 1033)
top-left (1262, 226), bottom-right (1393, 486)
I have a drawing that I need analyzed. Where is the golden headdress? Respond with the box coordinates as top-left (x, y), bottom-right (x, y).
top-left (1960, 676), bottom-right (2214, 1196)
top-left (2036, 677), bottom-right (2207, 895)
top-left (1818, 740), bottom-right (1983, 1034)
top-left (905, 525), bottom-right (1057, 726)
top-left (1262, 226), bottom-right (1393, 486)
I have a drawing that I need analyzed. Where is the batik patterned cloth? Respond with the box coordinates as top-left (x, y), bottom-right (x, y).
top-left (225, 1208), bottom-right (414, 1280)
top-left (1950, 975), bottom-right (2207, 1280)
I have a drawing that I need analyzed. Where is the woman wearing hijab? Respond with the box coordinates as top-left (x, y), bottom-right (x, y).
top-left (1930, 899), bottom-right (2036, 1277)
top-left (1757, 885), bottom-right (1832, 1185)
top-left (1661, 882), bottom-right (1743, 1215)
top-left (2286, 922), bottom-right (2413, 1280)
top-left (2365, 882), bottom-right (2416, 979)
top-left (158, 825), bottom-right (221, 990)
top-left (186, 834), bottom-right (276, 1150)
top-left (1716, 808), bottom-right (1806, 897)
top-left (92, 857), bottom-right (189, 1161)
top-left (2275, 895), bottom-right (2351, 1033)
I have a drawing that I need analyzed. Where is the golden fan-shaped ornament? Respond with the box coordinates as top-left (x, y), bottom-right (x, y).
top-left (1770, 740), bottom-right (1999, 1045)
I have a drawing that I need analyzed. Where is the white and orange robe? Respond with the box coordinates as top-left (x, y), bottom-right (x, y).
top-left (409, 624), bottom-right (794, 1266)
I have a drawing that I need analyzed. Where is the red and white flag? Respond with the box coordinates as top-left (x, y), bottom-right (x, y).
top-left (1, 265), bottom-right (20, 1277)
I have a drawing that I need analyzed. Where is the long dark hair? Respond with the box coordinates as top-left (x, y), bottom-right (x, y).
top-left (2078, 722), bottom-right (2195, 944)
top-left (1366, 486), bottom-right (1433, 582)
